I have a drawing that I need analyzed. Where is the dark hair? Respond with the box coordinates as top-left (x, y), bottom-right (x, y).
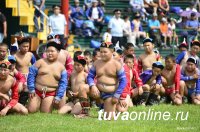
top-left (46, 41), bottom-right (62, 51)
top-left (52, 5), bottom-right (61, 9)
top-left (92, 48), bottom-right (100, 57)
top-left (113, 9), bottom-right (121, 13)
top-left (123, 15), bottom-right (129, 20)
top-left (84, 50), bottom-right (92, 56)
top-left (124, 54), bottom-right (134, 62)
top-left (165, 54), bottom-right (176, 62)
top-left (17, 37), bottom-right (30, 45)
top-left (73, 51), bottom-right (82, 59)
top-left (0, 43), bottom-right (8, 50)
top-left (125, 43), bottom-right (134, 50)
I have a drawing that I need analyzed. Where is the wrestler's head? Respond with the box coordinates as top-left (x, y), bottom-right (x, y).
top-left (92, 48), bottom-right (101, 61)
top-left (18, 37), bottom-right (30, 54)
top-left (178, 42), bottom-right (188, 52)
top-left (84, 50), bottom-right (92, 64)
top-left (113, 49), bottom-right (123, 61)
top-left (74, 54), bottom-right (86, 72)
top-left (46, 41), bottom-right (61, 62)
top-left (191, 41), bottom-right (200, 55)
top-left (0, 43), bottom-right (8, 61)
top-left (186, 57), bottom-right (197, 72)
top-left (8, 55), bottom-right (16, 71)
top-left (124, 54), bottom-right (134, 68)
top-left (100, 42), bottom-right (114, 61)
top-left (124, 43), bottom-right (134, 55)
top-left (0, 61), bottom-right (11, 80)
top-left (152, 62), bottom-right (164, 76)
top-left (165, 54), bottom-right (176, 70)
top-left (143, 38), bottom-right (154, 53)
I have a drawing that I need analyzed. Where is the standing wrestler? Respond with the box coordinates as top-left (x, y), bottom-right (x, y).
top-left (14, 37), bottom-right (36, 106)
top-left (139, 62), bottom-right (164, 105)
top-left (116, 55), bottom-right (143, 112)
top-left (138, 38), bottom-right (160, 74)
top-left (0, 61), bottom-right (28, 116)
top-left (27, 42), bottom-right (68, 113)
top-left (87, 42), bottom-right (126, 118)
top-left (59, 53), bottom-right (90, 115)
top-left (161, 54), bottom-right (184, 105)
top-left (181, 57), bottom-right (200, 105)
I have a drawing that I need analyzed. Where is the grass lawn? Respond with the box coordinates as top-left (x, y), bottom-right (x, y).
top-left (0, 104), bottom-right (199, 132)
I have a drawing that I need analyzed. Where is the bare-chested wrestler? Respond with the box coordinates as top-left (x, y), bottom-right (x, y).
top-left (0, 61), bottom-right (28, 116)
top-left (27, 42), bottom-right (68, 113)
top-left (139, 62), bottom-right (164, 106)
top-left (87, 42), bottom-right (126, 118)
top-left (181, 57), bottom-right (200, 105)
top-left (14, 37), bottom-right (36, 106)
top-left (161, 54), bottom-right (184, 105)
top-left (116, 55), bottom-right (143, 112)
top-left (176, 40), bottom-right (200, 69)
top-left (46, 34), bottom-right (73, 77)
top-left (59, 52), bottom-right (90, 116)
top-left (138, 38), bottom-right (160, 74)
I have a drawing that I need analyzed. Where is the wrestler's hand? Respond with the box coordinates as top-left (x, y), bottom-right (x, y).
top-left (111, 97), bottom-right (119, 104)
top-left (72, 92), bottom-right (79, 97)
top-left (67, 90), bottom-right (73, 98)
top-left (119, 99), bottom-right (127, 108)
top-left (138, 87), bottom-right (143, 95)
top-left (29, 93), bottom-right (35, 99)
top-left (91, 86), bottom-right (100, 98)
top-left (193, 74), bottom-right (199, 80)
top-left (0, 106), bottom-right (9, 116)
top-left (53, 99), bottom-right (60, 107)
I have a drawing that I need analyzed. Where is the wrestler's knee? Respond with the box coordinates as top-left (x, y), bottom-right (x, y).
top-left (173, 97), bottom-right (182, 106)
top-left (193, 99), bottom-right (200, 105)
top-left (20, 107), bottom-right (28, 115)
top-left (143, 84), bottom-right (150, 91)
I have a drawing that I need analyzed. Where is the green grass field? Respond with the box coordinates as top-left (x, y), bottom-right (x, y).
top-left (0, 104), bottom-right (199, 132)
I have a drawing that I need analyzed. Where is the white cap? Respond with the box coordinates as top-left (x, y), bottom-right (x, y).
top-left (153, 13), bottom-right (157, 17)
top-left (161, 17), bottom-right (167, 22)
top-left (92, 0), bottom-right (98, 3)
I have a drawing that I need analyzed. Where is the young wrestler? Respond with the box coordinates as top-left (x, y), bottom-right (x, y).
top-left (181, 57), bottom-right (200, 105)
top-left (176, 40), bottom-right (200, 69)
top-left (0, 61), bottom-right (28, 116)
top-left (87, 42), bottom-right (126, 118)
top-left (47, 34), bottom-right (73, 77)
top-left (138, 38), bottom-right (159, 74)
top-left (59, 53), bottom-right (90, 115)
top-left (27, 42), bottom-right (68, 113)
top-left (113, 49), bottom-right (123, 63)
top-left (14, 37), bottom-right (36, 105)
top-left (123, 43), bottom-right (138, 71)
top-left (116, 55), bottom-right (143, 112)
top-left (92, 48), bottom-right (101, 62)
top-left (0, 43), bottom-right (8, 62)
top-left (161, 54), bottom-right (184, 105)
top-left (139, 62), bottom-right (164, 105)
top-left (8, 55), bottom-right (26, 92)
top-left (84, 50), bottom-right (92, 73)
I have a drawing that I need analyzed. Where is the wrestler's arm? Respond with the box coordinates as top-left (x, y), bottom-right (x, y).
top-left (7, 79), bottom-right (19, 109)
top-left (14, 69), bottom-right (26, 83)
top-left (133, 69), bottom-right (143, 87)
top-left (156, 75), bottom-right (162, 84)
top-left (175, 65), bottom-right (181, 93)
top-left (55, 69), bottom-right (68, 101)
top-left (176, 51), bottom-right (186, 64)
top-left (65, 54), bottom-right (73, 78)
top-left (27, 60), bottom-right (40, 93)
top-left (87, 65), bottom-right (96, 88)
top-left (138, 56), bottom-right (143, 74)
top-left (180, 73), bottom-right (194, 81)
top-left (114, 63), bottom-right (127, 99)
top-left (195, 70), bottom-right (200, 95)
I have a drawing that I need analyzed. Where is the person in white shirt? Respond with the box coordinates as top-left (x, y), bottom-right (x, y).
top-left (48, 5), bottom-right (67, 48)
top-left (186, 1), bottom-right (198, 12)
top-left (103, 28), bottom-right (112, 42)
top-left (108, 9), bottom-right (125, 48)
top-left (144, 0), bottom-right (158, 14)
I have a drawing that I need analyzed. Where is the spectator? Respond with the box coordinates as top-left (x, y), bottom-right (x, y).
top-left (168, 18), bottom-right (178, 47)
top-left (98, 0), bottom-right (106, 12)
top-left (158, 0), bottom-right (170, 16)
top-left (48, 5), bottom-right (67, 48)
top-left (176, 16), bottom-right (188, 42)
top-left (130, 13), bottom-right (146, 48)
top-left (194, 0), bottom-right (200, 12)
top-left (186, 1), bottom-right (198, 12)
top-left (144, 0), bottom-right (158, 15)
top-left (129, 0), bottom-right (147, 20)
top-left (84, 0), bottom-right (93, 11)
top-left (0, 9), bottom-right (7, 43)
top-left (148, 13), bottom-right (161, 47)
top-left (103, 28), bottom-right (112, 42)
top-left (108, 9), bottom-right (125, 48)
top-left (160, 17), bottom-right (169, 48)
top-left (70, 0), bottom-right (84, 34)
top-left (33, 0), bottom-right (45, 32)
top-left (123, 15), bottom-right (132, 45)
top-left (185, 12), bottom-right (200, 46)
top-left (86, 0), bottom-right (104, 34)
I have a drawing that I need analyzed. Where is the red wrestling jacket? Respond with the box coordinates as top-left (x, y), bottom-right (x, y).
top-left (65, 53), bottom-right (73, 78)
top-left (14, 71), bottom-right (26, 84)
top-left (175, 64), bottom-right (181, 92)
top-left (120, 64), bottom-right (143, 99)
top-left (7, 80), bottom-right (19, 108)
